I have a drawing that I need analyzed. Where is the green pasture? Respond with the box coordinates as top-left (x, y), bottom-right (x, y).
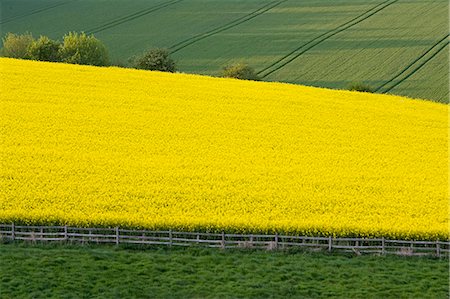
top-left (0, 0), bottom-right (448, 102)
top-left (0, 243), bottom-right (448, 298)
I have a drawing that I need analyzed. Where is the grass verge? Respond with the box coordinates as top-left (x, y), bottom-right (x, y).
top-left (0, 242), bottom-right (448, 298)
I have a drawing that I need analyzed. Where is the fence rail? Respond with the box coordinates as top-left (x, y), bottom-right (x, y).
top-left (0, 223), bottom-right (448, 257)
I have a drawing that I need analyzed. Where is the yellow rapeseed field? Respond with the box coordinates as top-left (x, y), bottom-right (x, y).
top-left (0, 58), bottom-right (448, 240)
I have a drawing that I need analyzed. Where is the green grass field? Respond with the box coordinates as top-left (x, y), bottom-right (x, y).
top-left (0, 243), bottom-right (448, 298)
top-left (1, 0), bottom-right (448, 102)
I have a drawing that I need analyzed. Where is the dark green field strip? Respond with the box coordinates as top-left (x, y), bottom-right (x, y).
top-left (389, 48), bottom-right (448, 103)
top-left (1, 244), bottom-right (448, 298)
top-left (94, 0), bottom-right (273, 61)
top-left (85, 0), bottom-right (183, 35)
top-left (0, 0), bottom-right (173, 42)
top-left (0, 0), bottom-right (74, 25)
top-left (169, 0), bottom-right (287, 54)
top-left (263, 0), bottom-right (447, 102)
top-left (173, 1), bottom-right (382, 76)
top-left (375, 34), bottom-right (450, 94)
top-left (257, 0), bottom-right (398, 78)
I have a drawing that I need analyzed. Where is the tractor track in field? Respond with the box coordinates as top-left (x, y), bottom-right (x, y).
top-left (169, 0), bottom-right (287, 54)
top-left (257, 0), bottom-right (399, 78)
top-left (0, 0), bottom-right (76, 25)
top-left (85, 0), bottom-right (184, 35)
top-left (375, 34), bottom-right (449, 94)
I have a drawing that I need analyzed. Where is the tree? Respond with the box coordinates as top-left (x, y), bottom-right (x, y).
top-left (221, 63), bottom-right (260, 81)
top-left (58, 32), bottom-right (109, 66)
top-left (27, 35), bottom-right (61, 62)
top-left (347, 82), bottom-right (373, 93)
top-left (1, 32), bottom-right (34, 59)
top-left (131, 48), bottom-right (176, 72)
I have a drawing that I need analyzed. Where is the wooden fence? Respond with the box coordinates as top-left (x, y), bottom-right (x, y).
top-left (1, 223), bottom-right (448, 257)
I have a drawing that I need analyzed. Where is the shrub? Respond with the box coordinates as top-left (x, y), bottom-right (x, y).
top-left (58, 32), bottom-right (109, 66)
top-left (348, 82), bottom-right (373, 93)
top-left (1, 32), bottom-right (34, 59)
top-left (27, 36), bottom-right (61, 62)
top-left (221, 63), bottom-right (260, 81)
top-left (132, 48), bottom-right (176, 72)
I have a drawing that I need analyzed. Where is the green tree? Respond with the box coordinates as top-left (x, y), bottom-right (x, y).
top-left (1, 32), bottom-right (34, 59)
top-left (131, 48), bottom-right (176, 72)
top-left (58, 32), bottom-right (109, 66)
top-left (27, 36), bottom-right (61, 62)
top-left (221, 63), bottom-right (260, 81)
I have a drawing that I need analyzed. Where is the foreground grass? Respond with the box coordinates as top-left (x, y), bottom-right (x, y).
top-left (0, 243), bottom-right (448, 298)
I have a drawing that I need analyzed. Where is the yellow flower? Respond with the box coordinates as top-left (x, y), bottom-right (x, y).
top-left (0, 58), bottom-right (448, 240)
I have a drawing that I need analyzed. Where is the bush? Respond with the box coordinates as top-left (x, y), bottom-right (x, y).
top-left (348, 82), bottom-right (373, 93)
top-left (221, 63), bottom-right (260, 81)
top-left (58, 32), bottom-right (109, 66)
top-left (27, 36), bottom-right (61, 62)
top-left (132, 48), bottom-right (176, 72)
top-left (1, 32), bottom-right (34, 59)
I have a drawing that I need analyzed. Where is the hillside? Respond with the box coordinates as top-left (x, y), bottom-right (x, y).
top-left (0, 58), bottom-right (448, 240)
top-left (1, 0), bottom-right (448, 102)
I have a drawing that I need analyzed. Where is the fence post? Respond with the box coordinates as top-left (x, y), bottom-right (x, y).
top-left (382, 237), bottom-right (385, 255)
top-left (115, 227), bottom-right (119, 246)
top-left (169, 230), bottom-right (172, 247)
top-left (11, 223), bottom-right (15, 241)
top-left (328, 236), bottom-right (332, 252)
top-left (221, 231), bottom-right (225, 249)
top-left (275, 233), bottom-right (278, 249)
top-left (64, 225), bottom-right (68, 241)
top-left (436, 240), bottom-right (440, 258)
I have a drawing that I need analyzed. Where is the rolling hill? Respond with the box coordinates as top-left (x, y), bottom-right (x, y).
top-left (1, 58), bottom-right (447, 240)
top-left (0, 0), bottom-right (448, 102)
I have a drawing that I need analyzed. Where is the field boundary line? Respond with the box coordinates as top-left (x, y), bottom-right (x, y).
top-left (0, 0), bottom-right (76, 25)
top-left (169, 0), bottom-right (287, 54)
top-left (0, 224), bottom-right (448, 257)
top-left (257, 0), bottom-right (399, 78)
top-left (375, 34), bottom-right (450, 93)
top-left (85, 0), bottom-right (184, 35)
